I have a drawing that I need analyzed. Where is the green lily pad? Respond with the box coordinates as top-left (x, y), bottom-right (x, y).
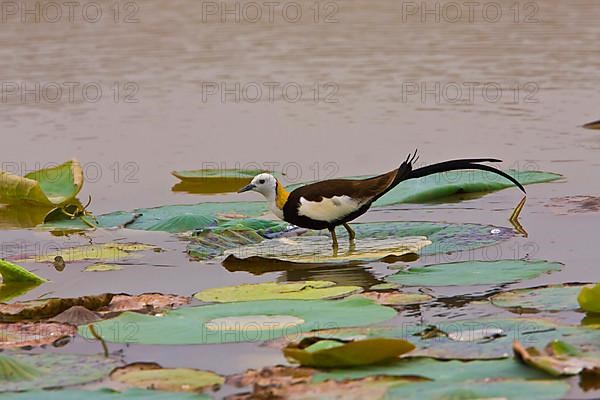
top-left (284, 337), bottom-right (415, 368)
top-left (491, 284), bottom-right (589, 312)
top-left (0, 389), bottom-right (209, 399)
top-left (579, 283), bottom-right (600, 314)
top-left (373, 169), bottom-right (561, 206)
top-left (299, 317), bottom-right (600, 361)
top-left (111, 363), bottom-right (224, 392)
top-left (224, 235), bottom-right (430, 264)
top-left (18, 243), bottom-right (155, 264)
top-left (219, 221), bottom-right (515, 264)
top-left (386, 260), bottom-right (562, 287)
top-left (385, 379), bottom-right (569, 400)
top-left (194, 281), bottom-right (362, 303)
top-left (0, 353), bottom-right (120, 392)
top-left (312, 357), bottom-right (550, 383)
top-left (0, 160), bottom-right (83, 207)
top-left (172, 168), bottom-right (269, 182)
top-left (80, 297), bottom-right (396, 345)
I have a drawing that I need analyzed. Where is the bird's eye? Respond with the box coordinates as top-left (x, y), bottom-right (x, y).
top-left (259, 179), bottom-right (265, 184)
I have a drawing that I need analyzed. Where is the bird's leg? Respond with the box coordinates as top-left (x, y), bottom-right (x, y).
top-left (329, 227), bottom-right (339, 250)
top-left (343, 223), bottom-right (356, 241)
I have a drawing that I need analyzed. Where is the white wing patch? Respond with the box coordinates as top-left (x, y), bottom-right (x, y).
top-left (297, 195), bottom-right (362, 223)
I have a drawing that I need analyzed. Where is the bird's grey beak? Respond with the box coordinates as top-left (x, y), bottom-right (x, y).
top-left (238, 183), bottom-right (256, 193)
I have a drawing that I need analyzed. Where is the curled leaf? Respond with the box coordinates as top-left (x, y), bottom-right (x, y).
top-left (0, 160), bottom-right (83, 207)
top-left (284, 337), bottom-right (415, 368)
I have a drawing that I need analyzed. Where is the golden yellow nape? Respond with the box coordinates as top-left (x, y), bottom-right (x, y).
top-left (275, 181), bottom-right (290, 209)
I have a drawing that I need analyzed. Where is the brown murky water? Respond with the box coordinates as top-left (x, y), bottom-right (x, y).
top-left (1, 0), bottom-right (600, 397)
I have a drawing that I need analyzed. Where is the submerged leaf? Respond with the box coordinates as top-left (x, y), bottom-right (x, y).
top-left (386, 260), bottom-right (562, 287)
top-left (0, 353), bottom-right (120, 392)
top-left (358, 292), bottom-right (433, 306)
top-left (111, 362), bottom-right (224, 392)
top-left (284, 337), bottom-right (415, 368)
top-left (194, 281), bottom-right (362, 303)
top-left (19, 243), bottom-right (155, 264)
top-left (81, 297), bottom-right (396, 345)
top-left (84, 263), bottom-right (124, 272)
top-left (578, 284), bottom-right (600, 314)
top-left (0, 160), bottom-right (83, 207)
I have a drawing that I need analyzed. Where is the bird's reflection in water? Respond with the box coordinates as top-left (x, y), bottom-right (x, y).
top-left (221, 252), bottom-right (420, 289)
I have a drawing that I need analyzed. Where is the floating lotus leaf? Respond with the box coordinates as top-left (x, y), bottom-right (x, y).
top-left (0, 321), bottom-right (75, 348)
top-left (172, 169), bottom-right (282, 194)
top-left (491, 284), bottom-right (590, 312)
top-left (0, 389), bottom-right (209, 399)
top-left (386, 260), bottom-right (562, 287)
top-left (0, 353), bottom-right (120, 392)
top-left (513, 340), bottom-right (600, 377)
top-left (172, 168), bottom-right (269, 182)
top-left (187, 219), bottom-right (296, 260)
top-left (385, 379), bottom-right (569, 400)
top-left (101, 202), bottom-right (267, 233)
top-left (219, 221), bottom-right (514, 264)
top-left (111, 362), bottom-right (224, 392)
top-left (0, 160), bottom-right (83, 207)
top-left (80, 297), bottom-right (396, 345)
top-left (0, 293), bottom-right (113, 321)
top-left (296, 317), bottom-right (600, 361)
top-left (312, 357), bottom-right (549, 383)
top-left (19, 243), bottom-right (155, 264)
top-left (194, 281), bottom-right (362, 303)
top-left (373, 169), bottom-right (561, 206)
top-left (224, 235), bottom-right (430, 264)
top-left (283, 337), bottom-right (415, 368)
top-left (579, 284), bottom-right (600, 314)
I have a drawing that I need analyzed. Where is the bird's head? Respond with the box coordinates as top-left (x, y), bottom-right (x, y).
top-left (238, 173), bottom-right (277, 198)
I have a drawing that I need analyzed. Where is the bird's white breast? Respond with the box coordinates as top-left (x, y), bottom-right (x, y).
top-left (297, 195), bottom-right (361, 222)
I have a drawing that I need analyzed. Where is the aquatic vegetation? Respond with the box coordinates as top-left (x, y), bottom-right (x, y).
top-left (386, 260), bottom-right (563, 288)
top-left (194, 281), bottom-right (362, 302)
top-left (283, 337), bottom-right (415, 368)
top-left (578, 283), bottom-right (600, 314)
top-left (81, 297), bottom-right (396, 345)
top-left (110, 363), bottom-right (224, 392)
top-left (491, 283), bottom-right (590, 312)
top-left (0, 353), bottom-right (120, 392)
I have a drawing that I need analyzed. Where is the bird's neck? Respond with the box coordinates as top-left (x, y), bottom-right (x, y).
top-left (274, 181), bottom-right (289, 210)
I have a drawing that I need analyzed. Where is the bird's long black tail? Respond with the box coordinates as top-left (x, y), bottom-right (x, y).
top-left (394, 150), bottom-right (526, 193)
